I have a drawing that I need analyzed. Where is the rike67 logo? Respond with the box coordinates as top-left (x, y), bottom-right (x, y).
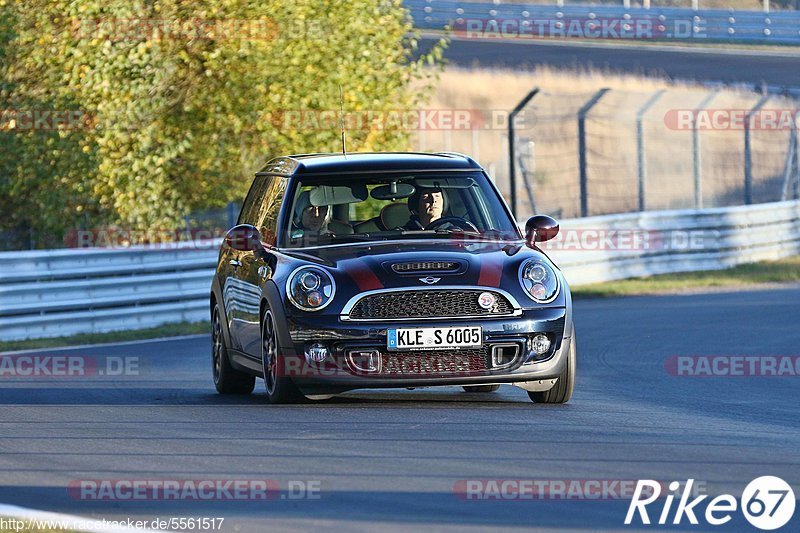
top-left (626, 477), bottom-right (795, 530)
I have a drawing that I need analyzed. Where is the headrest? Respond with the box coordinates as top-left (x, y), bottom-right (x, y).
top-left (380, 203), bottom-right (412, 230)
top-left (294, 190), bottom-right (312, 221)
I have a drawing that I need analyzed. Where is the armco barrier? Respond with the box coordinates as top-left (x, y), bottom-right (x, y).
top-left (549, 200), bottom-right (800, 285)
top-left (0, 200), bottom-right (799, 341)
top-left (0, 245), bottom-right (218, 341)
top-left (406, 0), bottom-right (800, 45)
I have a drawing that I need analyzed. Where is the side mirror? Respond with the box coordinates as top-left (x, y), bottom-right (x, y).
top-left (525, 215), bottom-right (559, 246)
top-left (224, 224), bottom-right (263, 252)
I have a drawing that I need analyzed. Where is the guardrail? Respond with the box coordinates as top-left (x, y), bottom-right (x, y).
top-left (406, 0), bottom-right (800, 45)
top-left (0, 246), bottom-right (217, 341)
top-left (549, 199), bottom-right (800, 285)
top-left (1, 199), bottom-right (798, 341)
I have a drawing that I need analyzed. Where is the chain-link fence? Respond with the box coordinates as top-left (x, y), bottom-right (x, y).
top-left (514, 86), bottom-right (799, 217)
top-left (415, 85), bottom-right (800, 219)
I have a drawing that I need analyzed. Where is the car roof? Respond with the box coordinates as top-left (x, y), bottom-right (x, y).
top-left (256, 152), bottom-right (482, 177)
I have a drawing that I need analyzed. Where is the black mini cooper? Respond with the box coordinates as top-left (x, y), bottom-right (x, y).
top-left (211, 152), bottom-right (576, 404)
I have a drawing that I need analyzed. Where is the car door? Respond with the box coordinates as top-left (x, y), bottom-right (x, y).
top-left (238, 176), bottom-right (287, 358)
top-left (224, 175), bottom-right (269, 351)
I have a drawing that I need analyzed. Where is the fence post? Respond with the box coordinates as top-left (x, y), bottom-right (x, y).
top-left (578, 88), bottom-right (610, 218)
top-left (507, 88), bottom-right (540, 219)
top-left (692, 90), bottom-right (719, 209)
top-left (636, 89), bottom-right (666, 212)
top-left (517, 152), bottom-right (538, 215)
top-left (794, 123), bottom-right (800, 199)
top-left (227, 202), bottom-right (238, 228)
top-left (780, 128), bottom-right (798, 201)
top-left (744, 93), bottom-right (771, 205)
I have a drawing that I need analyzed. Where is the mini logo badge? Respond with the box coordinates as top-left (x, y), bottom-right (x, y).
top-left (419, 277), bottom-right (441, 285)
top-left (478, 292), bottom-right (496, 309)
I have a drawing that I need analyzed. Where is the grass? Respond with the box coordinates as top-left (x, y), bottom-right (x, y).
top-left (0, 321), bottom-right (208, 353)
top-left (572, 255), bottom-right (800, 298)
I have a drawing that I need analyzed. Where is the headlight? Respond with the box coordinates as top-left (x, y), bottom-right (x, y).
top-left (519, 259), bottom-right (560, 303)
top-left (287, 266), bottom-right (336, 311)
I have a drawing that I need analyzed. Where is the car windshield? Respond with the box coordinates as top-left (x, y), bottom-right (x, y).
top-left (281, 172), bottom-right (520, 248)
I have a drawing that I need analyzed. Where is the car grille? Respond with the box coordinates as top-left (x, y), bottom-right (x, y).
top-left (391, 261), bottom-right (459, 273)
top-left (379, 348), bottom-right (489, 376)
top-left (348, 289), bottom-right (514, 320)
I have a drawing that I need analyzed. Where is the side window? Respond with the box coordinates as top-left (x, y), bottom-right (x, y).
top-left (237, 176), bottom-right (270, 226)
top-left (254, 177), bottom-right (288, 243)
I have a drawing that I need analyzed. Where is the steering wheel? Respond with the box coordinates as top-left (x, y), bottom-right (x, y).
top-left (426, 216), bottom-right (480, 233)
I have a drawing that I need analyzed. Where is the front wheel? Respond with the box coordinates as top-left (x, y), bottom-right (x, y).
top-left (528, 325), bottom-right (576, 404)
top-left (262, 309), bottom-right (304, 404)
top-left (212, 304), bottom-right (255, 395)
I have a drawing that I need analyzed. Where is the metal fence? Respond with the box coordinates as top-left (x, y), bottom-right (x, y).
top-left (406, 0), bottom-right (800, 44)
top-left (507, 85), bottom-right (800, 219)
top-left (0, 244), bottom-right (216, 341)
top-left (1, 199), bottom-right (799, 341)
top-left (551, 199), bottom-right (800, 284)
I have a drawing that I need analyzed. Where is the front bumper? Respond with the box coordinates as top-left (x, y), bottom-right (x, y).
top-left (282, 307), bottom-right (571, 394)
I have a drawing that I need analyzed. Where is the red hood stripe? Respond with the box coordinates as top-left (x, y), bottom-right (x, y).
top-left (349, 261), bottom-right (384, 291)
top-left (478, 257), bottom-right (503, 287)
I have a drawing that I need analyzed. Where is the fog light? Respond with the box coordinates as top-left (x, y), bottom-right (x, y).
top-left (305, 342), bottom-right (329, 363)
top-left (530, 334), bottom-right (551, 356)
top-left (347, 349), bottom-right (381, 373)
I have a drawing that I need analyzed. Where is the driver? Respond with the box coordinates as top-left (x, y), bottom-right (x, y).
top-left (405, 186), bottom-right (445, 230)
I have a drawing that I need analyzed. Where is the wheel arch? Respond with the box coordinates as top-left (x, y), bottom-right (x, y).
top-left (260, 280), bottom-right (296, 356)
top-left (210, 277), bottom-right (234, 348)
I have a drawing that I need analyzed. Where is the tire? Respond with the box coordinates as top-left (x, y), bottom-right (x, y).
top-left (462, 385), bottom-right (501, 393)
top-left (212, 304), bottom-right (255, 395)
top-left (528, 325), bottom-right (576, 404)
top-left (261, 309), bottom-right (305, 404)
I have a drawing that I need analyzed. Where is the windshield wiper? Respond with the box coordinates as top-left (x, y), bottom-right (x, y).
top-left (394, 229), bottom-right (483, 237)
top-left (432, 228), bottom-right (482, 236)
top-left (328, 233), bottom-right (379, 242)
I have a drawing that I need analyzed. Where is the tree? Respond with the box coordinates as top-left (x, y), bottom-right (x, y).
top-left (0, 0), bottom-right (445, 245)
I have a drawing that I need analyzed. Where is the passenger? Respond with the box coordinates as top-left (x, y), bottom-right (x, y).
top-left (290, 191), bottom-right (333, 239)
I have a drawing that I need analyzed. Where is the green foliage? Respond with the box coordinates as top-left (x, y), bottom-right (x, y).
top-left (0, 0), bottom-right (445, 245)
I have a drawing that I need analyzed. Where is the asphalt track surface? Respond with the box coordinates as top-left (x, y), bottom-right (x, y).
top-left (1, 287), bottom-right (798, 531)
top-left (420, 36), bottom-right (800, 87)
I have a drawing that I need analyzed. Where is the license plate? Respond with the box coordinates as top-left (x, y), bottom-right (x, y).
top-left (387, 326), bottom-right (482, 351)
